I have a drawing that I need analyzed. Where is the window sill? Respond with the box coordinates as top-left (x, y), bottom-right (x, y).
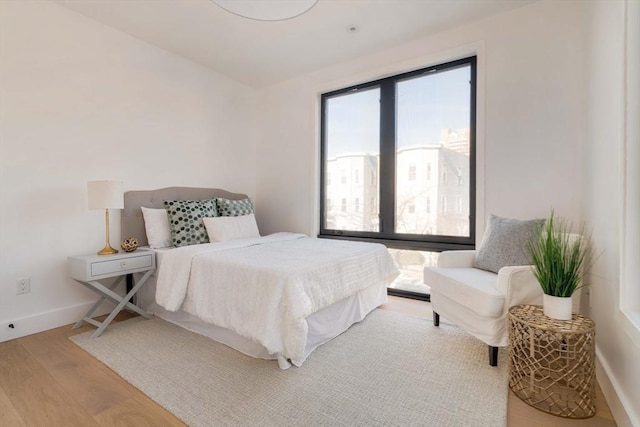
top-left (317, 233), bottom-right (474, 252)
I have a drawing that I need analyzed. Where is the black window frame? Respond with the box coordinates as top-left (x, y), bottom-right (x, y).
top-left (319, 56), bottom-right (477, 252)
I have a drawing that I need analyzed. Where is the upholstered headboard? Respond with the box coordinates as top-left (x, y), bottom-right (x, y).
top-left (122, 187), bottom-right (249, 247)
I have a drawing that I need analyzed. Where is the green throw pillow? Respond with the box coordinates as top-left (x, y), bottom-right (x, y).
top-left (215, 197), bottom-right (254, 217)
top-left (164, 199), bottom-right (217, 247)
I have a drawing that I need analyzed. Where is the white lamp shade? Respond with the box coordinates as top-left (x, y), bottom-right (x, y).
top-left (87, 180), bottom-right (124, 210)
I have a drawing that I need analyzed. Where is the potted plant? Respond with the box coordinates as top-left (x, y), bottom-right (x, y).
top-left (528, 210), bottom-right (589, 320)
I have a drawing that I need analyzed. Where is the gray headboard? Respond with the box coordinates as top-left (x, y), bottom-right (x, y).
top-left (122, 187), bottom-right (249, 247)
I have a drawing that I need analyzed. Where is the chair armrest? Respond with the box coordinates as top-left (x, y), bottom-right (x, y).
top-left (497, 265), bottom-right (543, 308)
top-left (437, 250), bottom-right (477, 268)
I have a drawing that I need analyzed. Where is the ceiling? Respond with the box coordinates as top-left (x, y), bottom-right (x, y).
top-left (54, 0), bottom-right (537, 88)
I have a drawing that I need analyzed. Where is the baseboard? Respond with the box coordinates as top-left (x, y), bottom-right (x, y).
top-left (0, 301), bottom-right (113, 343)
top-left (596, 346), bottom-right (639, 427)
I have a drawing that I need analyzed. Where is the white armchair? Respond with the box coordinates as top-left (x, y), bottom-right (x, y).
top-left (424, 214), bottom-right (585, 366)
top-left (424, 250), bottom-right (543, 366)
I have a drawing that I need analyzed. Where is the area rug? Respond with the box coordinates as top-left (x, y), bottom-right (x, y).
top-left (71, 309), bottom-right (508, 426)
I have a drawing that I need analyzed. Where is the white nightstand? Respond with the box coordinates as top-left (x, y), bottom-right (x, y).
top-left (68, 249), bottom-right (156, 338)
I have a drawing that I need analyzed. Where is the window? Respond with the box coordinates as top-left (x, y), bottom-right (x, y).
top-left (320, 56), bottom-right (476, 252)
top-left (408, 164), bottom-right (416, 181)
top-left (341, 198), bottom-right (347, 212)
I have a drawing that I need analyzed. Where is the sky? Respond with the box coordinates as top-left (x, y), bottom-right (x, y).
top-left (326, 65), bottom-right (471, 158)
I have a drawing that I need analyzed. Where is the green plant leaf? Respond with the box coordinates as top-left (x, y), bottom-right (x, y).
top-left (527, 209), bottom-right (589, 297)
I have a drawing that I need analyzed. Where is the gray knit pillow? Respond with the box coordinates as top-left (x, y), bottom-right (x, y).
top-left (474, 214), bottom-right (544, 273)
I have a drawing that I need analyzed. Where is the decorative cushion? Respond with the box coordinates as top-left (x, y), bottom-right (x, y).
top-left (216, 197), bottom-right (254, 217)
top-left (140, 206), bottom-right (172, 249)
top-left (163, 199), bottom-right (218, 247)
top-left (474, 214), bottom-right (544, 273)
top-left (203, 214), bottom-right (260, 242)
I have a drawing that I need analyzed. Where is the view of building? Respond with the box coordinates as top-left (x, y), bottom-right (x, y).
top-left (325, 128), bottom-right (470, 238)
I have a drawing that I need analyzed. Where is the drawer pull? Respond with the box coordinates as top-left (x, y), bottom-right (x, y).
top-left (120, 261), bottom-right (127, 269)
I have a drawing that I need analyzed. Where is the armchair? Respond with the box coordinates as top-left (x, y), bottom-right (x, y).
top-left (425, 213), bottom-right (587, 366)
top-left (424, 250), bottom-right (543, 366)
top-left (424, 213), bottom-right (562, 366)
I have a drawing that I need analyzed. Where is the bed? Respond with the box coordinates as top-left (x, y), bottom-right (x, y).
top-left (122, 187), bottom-right (398, 369)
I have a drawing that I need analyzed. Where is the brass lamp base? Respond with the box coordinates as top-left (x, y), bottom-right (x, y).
top-left (97, 244), bottom-right (118, 256)
top-left (97, 208), bottom-right (118, 255)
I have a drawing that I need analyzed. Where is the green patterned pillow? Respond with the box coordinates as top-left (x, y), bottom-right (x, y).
top-left (216, 197), bottom-right (254, 217)
top-left (163, 199), bottom-right (218, 247)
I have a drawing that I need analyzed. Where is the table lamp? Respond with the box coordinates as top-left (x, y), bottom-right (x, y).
top-left (87, 180), bottom-right (124, 255)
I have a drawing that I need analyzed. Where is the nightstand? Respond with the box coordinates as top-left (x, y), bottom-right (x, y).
top-left (68, 249), bottom-right (156, 338)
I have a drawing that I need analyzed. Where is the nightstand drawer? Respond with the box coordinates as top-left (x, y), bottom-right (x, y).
top-left (91, 254), bottom-right (153, 277)
top-left (68, 250), bottom-right (156, 282)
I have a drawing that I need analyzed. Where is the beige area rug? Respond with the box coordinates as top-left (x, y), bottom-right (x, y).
top-left (71, 309), bottom-right (508, 427)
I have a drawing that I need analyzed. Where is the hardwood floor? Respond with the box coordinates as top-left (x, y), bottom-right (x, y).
top-left (0, 297), bottom-right (617, 426)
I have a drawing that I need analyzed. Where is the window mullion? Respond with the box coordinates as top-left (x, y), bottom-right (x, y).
top-left (379, 80), bottom-right (396, 237)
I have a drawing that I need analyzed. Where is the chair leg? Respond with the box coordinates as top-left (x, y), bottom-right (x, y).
top-left (489, 346), bottom-right (499, 367)
top-left (433, 311), bottom-right (440, 327)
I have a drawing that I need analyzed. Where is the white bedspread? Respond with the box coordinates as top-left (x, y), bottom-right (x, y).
top-left (155, 233), bottom-right (398, 365)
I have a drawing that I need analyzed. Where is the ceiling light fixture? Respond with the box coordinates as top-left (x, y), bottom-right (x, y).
top-left (212, 0), bottom-right (318, 22)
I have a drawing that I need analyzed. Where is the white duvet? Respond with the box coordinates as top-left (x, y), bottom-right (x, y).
top-left (155, 233), bottom-right (398, 365)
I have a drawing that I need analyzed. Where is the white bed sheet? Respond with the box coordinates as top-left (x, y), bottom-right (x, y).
top-left (136, 235), bottom-right (397, 368)
top-left (137, 275), bottom-right (387, 367)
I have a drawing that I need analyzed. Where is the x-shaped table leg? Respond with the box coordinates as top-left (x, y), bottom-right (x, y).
top-left (73, 269), bottom-right (154, 338)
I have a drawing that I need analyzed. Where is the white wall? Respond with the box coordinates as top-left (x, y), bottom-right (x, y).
top-left (255, 0), bottom-right (586, 238)
top-left (0, 1), bottom-right (258, 341)
top-left (582, 1), bottom-right (639, 426)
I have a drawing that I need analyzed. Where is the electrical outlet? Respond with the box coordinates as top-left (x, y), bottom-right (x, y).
top-left (16, 277), bottom-right (30, 295)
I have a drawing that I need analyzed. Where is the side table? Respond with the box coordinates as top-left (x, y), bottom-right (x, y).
top-left (508, 304), bottom-right (596, 418)
top-left (68, 249), bottom-right (156, 338)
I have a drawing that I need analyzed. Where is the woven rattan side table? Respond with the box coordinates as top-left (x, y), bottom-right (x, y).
top-left (508, 304), bottom-right (596, 419)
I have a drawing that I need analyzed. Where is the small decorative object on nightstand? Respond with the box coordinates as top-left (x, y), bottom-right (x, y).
top-left (121, 237), bottom-right (138, 252)
top-left (68, 249), bottom-right (156, 338)
top-left (508, 304), bottom-right (596, 419)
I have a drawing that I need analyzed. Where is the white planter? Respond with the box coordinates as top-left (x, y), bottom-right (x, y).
top-left (543, 294), bottom-right (573, 320)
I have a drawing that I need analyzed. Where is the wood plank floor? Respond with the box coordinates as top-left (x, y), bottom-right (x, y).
top-left (0, 297), bottom-right (617, 426)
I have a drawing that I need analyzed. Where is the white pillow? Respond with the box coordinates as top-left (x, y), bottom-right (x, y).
top-left (141, 206), bottom-right (172, 249)
top-left (203, 214), bottom-right (260, 242)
